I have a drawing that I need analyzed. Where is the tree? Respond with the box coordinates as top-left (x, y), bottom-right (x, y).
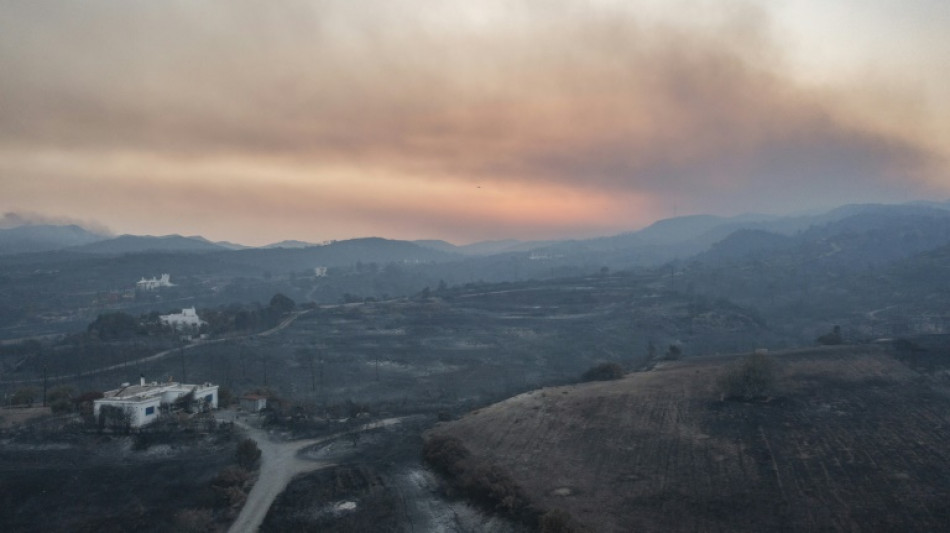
top-left (98, 404), bottom-right (133, 432)
top-left (87, 312), bottom-right (140, 341)
top-left (665, 344), bottom-right (683, 361)
top-left (10, 387), bottom-right (39, 407)
top-left (217, 387), bottom-right (233, 408)
top-left (268, 293), bottom-right (296, 315)
top-left (817, 325), bottom-right (843, 345)
top-left (235, 438), bottom-right (261, 469)
top-left (75, 391), bottom-right (103, 420)
top-left (47, 385), bottom-right (76, 414)
top-left (174, 388), bottom-right (197, 413)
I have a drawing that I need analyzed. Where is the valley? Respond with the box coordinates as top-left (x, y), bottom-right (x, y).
top-left (3, 202), bottom-right (950, 531)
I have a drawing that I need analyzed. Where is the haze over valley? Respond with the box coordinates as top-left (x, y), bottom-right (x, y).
top-left (2, 1), bottom-right (950, 531)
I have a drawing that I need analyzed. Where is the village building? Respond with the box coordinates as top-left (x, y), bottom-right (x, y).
top-left (93, 376), bottom-right (219, 428)
top-left (160, 307), bottom-right (205, 330)
top-left (240, 393), bottom-right (269, 412)
top-left (136, 273), bottom-right (173, 291)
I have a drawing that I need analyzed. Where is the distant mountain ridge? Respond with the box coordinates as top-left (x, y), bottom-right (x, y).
top-left (69, 234), bottom-right (229, 254)
top-left (262, 240), bottom-right (319, 249)
top-left (0, 224), bottom-right (107, 255)
top-left (3, 200), bottom-right (950, 264)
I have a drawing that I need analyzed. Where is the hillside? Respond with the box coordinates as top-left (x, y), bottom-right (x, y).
top-left (428, 344), bottom-right (950, 532)
top-left (70, 234), bottom-right (229, 254)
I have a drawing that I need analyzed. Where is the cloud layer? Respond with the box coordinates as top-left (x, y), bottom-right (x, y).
top-left (0, 1), bottom-right (945, 243)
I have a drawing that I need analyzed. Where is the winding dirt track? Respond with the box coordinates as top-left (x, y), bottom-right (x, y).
top-left (0, 310), bottom-right (311, 386)
top-left (223, 412), bottom-right (405, 533)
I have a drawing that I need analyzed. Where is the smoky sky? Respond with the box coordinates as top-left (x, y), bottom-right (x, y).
top-left (0, 1), bottom-right (946, 243)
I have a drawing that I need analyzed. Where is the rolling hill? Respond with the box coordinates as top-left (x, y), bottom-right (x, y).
top-left (427, 344), bottom-right (950, 532)
top-left (69, 234), bottom-right (230, 254)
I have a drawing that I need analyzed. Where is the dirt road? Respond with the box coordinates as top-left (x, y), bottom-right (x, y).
top-left (0, 310), bottom-right (311, 386)
top-left (223, 412), bottom-right (405, 533)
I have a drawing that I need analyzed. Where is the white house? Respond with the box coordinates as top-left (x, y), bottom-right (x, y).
top-left (137, 273), bottom-right (173, 291)
top-left (160, 307), bottom-right (205, 330)
top-left (94, 376), bottom-right (219, 428)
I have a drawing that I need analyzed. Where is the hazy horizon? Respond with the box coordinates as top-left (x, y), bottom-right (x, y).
top-left (2, 1), bottom-right (948, 246)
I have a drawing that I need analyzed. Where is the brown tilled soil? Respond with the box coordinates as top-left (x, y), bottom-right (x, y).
top-left (428, 345), bottom-right (950, 532)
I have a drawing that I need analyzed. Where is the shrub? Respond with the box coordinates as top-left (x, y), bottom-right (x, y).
top-left (423, 434), bottom-right (470, 476)
top-left (174, 508), bottom-right (214, 533)
top-left (423, 435), bottom-right (539, 524)
top-left (10, 387), bottom-right (39, 407)
top-left (539, 508), bottom-right (586, 533)
top-left (580, 362), bottom-right (624, 382)
top-left (718, 352), bottom-right (775, 401)
top-left (664, 344), bottom-right (683, 360)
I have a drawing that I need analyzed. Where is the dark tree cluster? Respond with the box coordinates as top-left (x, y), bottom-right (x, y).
top-left (200, 293), bottom-right (296, 335)
top-left (235, 438), bottom-right (261, 469)
top-left (580, 362), bottom-right (625, 382)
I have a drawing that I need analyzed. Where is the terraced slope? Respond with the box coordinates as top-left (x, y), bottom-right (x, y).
top-left (428, 345), bottom-right (950, 532)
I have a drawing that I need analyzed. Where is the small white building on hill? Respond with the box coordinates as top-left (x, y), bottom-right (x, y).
top-left (161, 307), bottom-right (205, 330)
top-left (94, 377), bottom-right (219, 428)
top-left (137, 273), bottom-right (173, 291)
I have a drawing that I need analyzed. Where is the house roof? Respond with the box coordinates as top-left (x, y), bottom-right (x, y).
top-left (100, 381), bottom-right (217, 403)
top-left (241, 393), bottom-right (268, 401)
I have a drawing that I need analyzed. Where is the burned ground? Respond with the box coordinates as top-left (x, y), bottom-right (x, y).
top-left (262, 416), bottom-right (525, 533)
top-left (428, 345), bottom-right (950, 532)
top-left (0, 420), bottom-right (246, 533)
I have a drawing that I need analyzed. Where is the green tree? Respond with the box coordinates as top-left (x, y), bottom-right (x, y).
top-left (268, 293), bottom-right (296, 315)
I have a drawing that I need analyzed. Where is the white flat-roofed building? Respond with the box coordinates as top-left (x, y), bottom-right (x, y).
top-left (160, 307), bottom-right (205, 330)
top-left (94, 376), bottom-right (219, 428)
top-left (137, 273), bottom-right (174, 291)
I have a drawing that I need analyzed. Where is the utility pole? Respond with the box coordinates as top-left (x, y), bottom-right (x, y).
top-left (179, 337), bottom-right (187, 383)
top-left (309, 353), bottom-right (316, 393)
